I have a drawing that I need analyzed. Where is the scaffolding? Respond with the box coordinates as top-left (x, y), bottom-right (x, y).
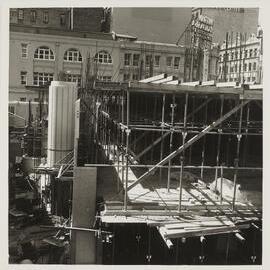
top-left (76, 78), bottom-right (261, 245)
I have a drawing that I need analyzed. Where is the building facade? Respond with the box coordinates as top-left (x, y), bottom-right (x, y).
top-left (9, 25), bottom-right (192, 122)
top-left (10, 8), bottom-right (110, 32)
top-left (119, 41), bottom-right (186, 82)
top-left (218, 32), bottom-right (263, 83)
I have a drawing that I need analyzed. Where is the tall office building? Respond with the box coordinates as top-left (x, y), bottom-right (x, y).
top-left (192, 8), bottom-right (259, 44)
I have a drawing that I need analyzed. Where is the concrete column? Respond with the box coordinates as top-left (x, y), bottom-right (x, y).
top-left (71, 167), bottom-right (97, 264)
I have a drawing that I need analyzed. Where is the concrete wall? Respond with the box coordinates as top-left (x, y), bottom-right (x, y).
top-left (73, 8), bottom-right (104, 32)
top-left (111, 8), bottom-right (192, 44)
top-left (71, 167), bottom-right (97, 264)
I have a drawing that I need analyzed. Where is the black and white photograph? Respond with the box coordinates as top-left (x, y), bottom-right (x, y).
top-left (3, 2), bottom-right (265, 266)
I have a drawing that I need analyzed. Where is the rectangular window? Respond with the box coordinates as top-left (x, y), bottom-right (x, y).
top-left (20, 97), bottom-right (26, 102)
top-left (253, 62), bottom-right (257, 70)
top-left (247, 77), bottom-right (251, 82)
top-left (166, 56), bottom-right (172, 67)
top-left (231, 52), bottom-right (234, 60)
top-left (34, 98), bottom-right (39, 102)
top-left (234, 64), bottom-right (238, 73)
top-left (43, 11), bottom-right (49, 24)
top-left (124, 53), bottom-right (131, 66)
top-left (249, 49), bottom-right (253, 58)
top-left (64, 50), bottom-right (81, 62)
top-left (174, 57), bottom-right (180, 69)
top-left (124, 74), bottom-right (130, 81)
top-left (34, 47), bottom-right (54, 60)
top-left (235, 51), bottom-right (238, 59)
top-left (60, 14), bottom-right (66, 26)
top-left (30, 10), bottom-right (36, 23)
top-left (18, 9), bottom-right (24, 20)
top-left (133, 54), bottom-right (140, 66)
top-left (252, 76), bottom-right (256, 81)
top-left (21, 43), bottom-right (28, 58)
top-left (244, 63), bottom-right (247, 71)
top-left (146, 55), bottom-right (151, 67)
top-left (244, 50), bottom-right (248, 58)
top-left (248, 63), bottom-right (252, 71)
top-left (20, 71), bottom-right (27, 85)
top-left (65, 74), bottom-right (82, 86)
top-left (33, 72), bottom-right (54, 86)
top-left (230, 66), bottom-right (234, 72)
top-left (154, 55), bottom-right (160, 67)
top-left (254, 48), bottom-right (258, 57)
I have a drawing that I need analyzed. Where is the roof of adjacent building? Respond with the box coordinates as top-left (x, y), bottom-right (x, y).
top-left (10, 24), bottom-right (113, 41)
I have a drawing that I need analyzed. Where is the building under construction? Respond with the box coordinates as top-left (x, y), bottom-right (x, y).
top-left (31, 75), bottom-right (262, 265)
top-left (8, 7), bottom-right (262, 266)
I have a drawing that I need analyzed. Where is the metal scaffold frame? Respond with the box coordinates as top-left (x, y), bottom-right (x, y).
top-left (79, 81), bottom-right (262, 217)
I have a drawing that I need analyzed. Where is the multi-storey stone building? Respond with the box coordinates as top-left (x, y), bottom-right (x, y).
top-left (119, 41), bottom-right (186, 82)
top-left (9, 25), bottom-right (193, 123)
top-left (9, 8), bottom-right (222, 125)
top-left (218, 31), bottom-right (263, 84)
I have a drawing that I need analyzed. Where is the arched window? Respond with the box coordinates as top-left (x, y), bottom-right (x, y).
top-left (94, 50), bottom-right (112, 64)
top-left (64, 48), bottom-right (82, 62)
top-left (34, 46), bottom-right (54, 60)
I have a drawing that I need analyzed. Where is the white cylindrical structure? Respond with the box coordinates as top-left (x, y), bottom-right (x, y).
top-left (47, 81), bottom-right (77, 167)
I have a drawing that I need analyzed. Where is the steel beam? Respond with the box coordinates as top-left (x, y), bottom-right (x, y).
top-left (152, 75), bottom-right (176, 84)
top-left (127, 100), bottom-right (249, 191)
top-left (232, 100), bottom-right (244, 210)
top-left (159, 94), bottom-right (166, 183)
top-left (186, 98), bottom-right (212, 120)
top-left (124, 91), bottom-right (130, 211)
top-left (167, 95), bottom-right (176, 192)
top-left (130, 131), bottom-right (149, 149)
top-left (134, 131), bottom-right (170, 161)
top-left (139, 73), bottom-right (167, 83)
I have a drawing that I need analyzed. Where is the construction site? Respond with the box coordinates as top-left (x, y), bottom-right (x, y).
top-left (8, 78), bottom-right (263, 265)
top-left (8, 7), bottom-right (262, 265)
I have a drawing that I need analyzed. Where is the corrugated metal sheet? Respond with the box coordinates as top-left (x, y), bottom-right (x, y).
top-left (47, 81), bottom-right (77, 167)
